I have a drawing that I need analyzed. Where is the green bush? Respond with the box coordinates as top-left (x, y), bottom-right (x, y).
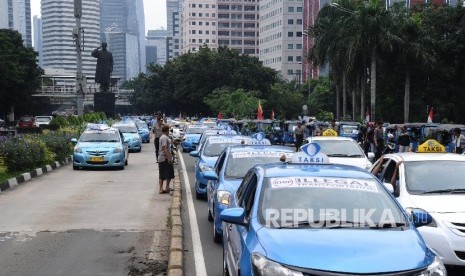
top-left (0, 136), bottom-right (46, 172)
top-left (40, 131), bottom-right (74, 161)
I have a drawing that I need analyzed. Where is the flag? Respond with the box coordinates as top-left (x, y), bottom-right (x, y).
top-left (365, 109), bottom-right (370, 123)
top-left (427, 107), bottom-right (433, 123)
top-left (218, 112), bottom-right (223, 119)
top-left (257, 100), bottom-right (263, 120)
top-left (271, 109), bottom-right (275, 120)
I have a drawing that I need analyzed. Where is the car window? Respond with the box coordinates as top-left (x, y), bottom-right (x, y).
top-left (215, 152), bottom-right (226, 175)
top-left (113, 126), bottom-right (138, 133)
top-left (236, 170), bottom-right (254, 208)
top-left (381, 160), bottom-right (396, 184)
top-left (243, 174), bottom-right (258, 218)
top-left (80, 132), bottom-right (120, 142)
top-left (312, 140), bottom-right (364, 156)
top-left (225, 151), bottom-right (293, 179)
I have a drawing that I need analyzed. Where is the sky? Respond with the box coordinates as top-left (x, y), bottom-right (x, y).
top-left (30, 0), bottom-right (168, 32)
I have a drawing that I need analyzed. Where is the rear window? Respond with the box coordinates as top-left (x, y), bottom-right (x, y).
top-left (113, 125), bottom-right (138, 133)
top-left (20, 116), bottom-right (33, 122)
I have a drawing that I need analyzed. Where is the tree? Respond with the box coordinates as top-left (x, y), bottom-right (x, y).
top-left (0, 29), bottom-right (43, 119)
top-left (203, 87), bottom-right (263, 118)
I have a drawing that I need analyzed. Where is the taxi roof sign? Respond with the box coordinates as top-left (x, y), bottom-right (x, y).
top-left (322, 129), bottom-right (338, 136)
top-left (86, 123), bottom-right (110, 131)
top-left (417, 139), bottom-right (446, 153)
top-left (291, 142), bottom-right (330, 164)
top-left (246, 132), bottom-right (271, 145)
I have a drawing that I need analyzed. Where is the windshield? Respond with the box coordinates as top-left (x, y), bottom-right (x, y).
top-left (312, 140), bottom-right (364, 157)
top-left (20, 116), bottom-right (33, 122)
top-left (405, 161), bottom-right (465, 194)
top-left (203, 122), bottom-right (217, 128)
top-left (259, 176), bottom-right (406, 228)
top-left (186, 127), bottom-right (208, 134)
top-left (113, 126), bottom-right (138, 133)
top-left (340, 125), bottom-right (359, 135)
top-left (135, 122), bottom-right (148, 129)
top-left (203, 138), bottom-right (246, 157)
top-left (80, 132), bottom-right (120, 142)
top-left (225, 151), bottom-right (293, 178)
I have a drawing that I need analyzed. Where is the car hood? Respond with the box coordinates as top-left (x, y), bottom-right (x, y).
top-left (122, 133), bottom-right (139, 139)
top-left (408, 195), bottom-right (465, 213)
top-left (257, 227), bottom-right (432, 273)
top-left (328, 157), bottom-right (371, 170)
top-left (77, 142), bottom-right (121, 150)
top-left (200, 156), bottom-right (219, 167)
top-left (219, 179), bottom-right (242, 193)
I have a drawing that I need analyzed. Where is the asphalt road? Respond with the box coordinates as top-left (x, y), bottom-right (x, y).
top-left (0, 141), bottom-right (170, 276)
top-left (180, 151), bottom-right (223, 276)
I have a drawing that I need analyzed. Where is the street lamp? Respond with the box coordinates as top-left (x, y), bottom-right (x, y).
top-left (329, 2), bottom-right (354, 14)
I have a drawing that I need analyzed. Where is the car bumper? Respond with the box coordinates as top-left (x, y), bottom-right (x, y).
top-left (128, 141), bottom-right (142, 151)
top-left (419, 225), bottom-right (465, 266)
top-left (73, 152), bottom-right (125, 168)
top-left (195, 169), bottom-right (208, 195)
top-left (182, 141), bottom-right (196, 151)
top-left (140, 134), bottom-right (150, 142)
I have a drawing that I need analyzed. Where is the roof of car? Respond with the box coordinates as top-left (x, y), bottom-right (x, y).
top-left (307, 136), bottom-right (354, 141)
top-left (383, 152), bottom-right (465, 162)
top-left (259, 163), bottom-right (374, 179)
top-left (227, 145), bottom-right (294, 152)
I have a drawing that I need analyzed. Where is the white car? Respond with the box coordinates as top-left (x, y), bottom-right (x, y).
top-left (34, 116), bottom-right (53, 127)
top-left (305, 136), bottom-right (374, 170)
top-left (371, 142), bottom-right (465, 267)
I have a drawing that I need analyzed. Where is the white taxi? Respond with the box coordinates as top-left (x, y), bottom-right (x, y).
top-left (371, 139), bottom-right (465, 267)
top-left (305, 135), bottom-right (374, 170)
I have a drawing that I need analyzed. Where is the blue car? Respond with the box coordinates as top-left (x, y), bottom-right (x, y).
top-left (182, 124), bottom-right (209, 152)
top-left (112, 122), bottom-right (142, 152)
top-left (204, 144), bottom-right (294, 242)
top-left (71, 124), bottom-right (129, 170)
top-left (134, 120), bottom-right (150, 143)
top-left (189, 135), bottom-right (257, 199)
top-left (220, 143), bottom-right (447, 276)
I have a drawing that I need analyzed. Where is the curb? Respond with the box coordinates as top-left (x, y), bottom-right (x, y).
top-left (0, 157), bottom-right (72, 193)
top-left (168, 168), bottom-right (183, 276)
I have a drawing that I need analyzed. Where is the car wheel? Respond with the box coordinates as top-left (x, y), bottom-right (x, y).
top-left (119, 165), bottom-right (125, 170)
top-left (195, 190), bottom-right (202, 200)
top-left (73, 165), bottom-right (78, 170)
top-left (125, 158), bottom-right (128, 166)
top-left (213, 221), bottom-right (222, 243)
top-left (223, 244), bottom-right (230, 276)
top-left (208, 206), bottom-right (213, 222)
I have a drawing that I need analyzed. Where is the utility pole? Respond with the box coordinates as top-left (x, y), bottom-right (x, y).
top-left (73, 0), bottom-right (85, 116)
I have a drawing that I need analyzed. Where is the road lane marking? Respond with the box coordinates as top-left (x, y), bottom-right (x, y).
top-left (179, 152), bottom-right (208, 276)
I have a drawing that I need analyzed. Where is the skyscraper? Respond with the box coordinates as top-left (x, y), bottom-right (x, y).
top-left (166, 0), bottom-right (181, 60)
top-left (146, 29), bottom-right (169, 66)
top-left (181, 0), bottom-right (218, 53)
top-left (1, 0), bottom-right (32, 46)
top-left (104, 31), bottom-right (139, 81)
top-left (33, 15), bottom-right (43, 67)
top-left (41, 0), bottom-right (101, 77)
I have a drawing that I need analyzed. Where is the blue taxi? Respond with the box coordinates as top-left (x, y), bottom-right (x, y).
top-left (220, 143), bottom-right (447, 276)
top-left (112, 122), bottom-right (142, 152)
top-left (204, 144), bottom-right (294, 242)
top-left (181, 124), bottom-right (209, 152)
top-left (134, 119), bottom-right (150, 143)
top-left (189, 134), bottom-right (258, 199)
top-left (71, 124), bottom-right (129, 170)
top-left (194, 127), bottom-right (237, 151)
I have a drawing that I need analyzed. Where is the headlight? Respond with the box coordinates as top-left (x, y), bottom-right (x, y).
top-left (406, 208), bottom-right (437, 227)
top-left (199, 164), bottom-right (213, 172)
top-left (217, 190), bottom-right (231, 206)
top-left (252, 253), bottom-right (303, 276)
top-left (414, 256), bottom-right (447, 276)
top-left (114, 147), bottom-right (124, 153)
top-left (74, 146), bottom-right (82, 153)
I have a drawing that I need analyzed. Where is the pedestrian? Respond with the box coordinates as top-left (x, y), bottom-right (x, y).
top-left (454, 128), bottom-right (465, 154)
top-left (374, 121), bottom-right (385, 161)
top-left (397, 126), bottom-right (411, 152)
top-left (364, 123), bottom-right (375, 156)
top-left (158, 124), bottom-right (174, 194)
top-left (294, 122), bottom-right (305, 152)
top-left (151, 116), bottom-right (164, 161)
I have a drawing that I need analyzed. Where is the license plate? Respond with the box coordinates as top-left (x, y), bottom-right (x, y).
top-left (90, 156), bottom-right (104, 162)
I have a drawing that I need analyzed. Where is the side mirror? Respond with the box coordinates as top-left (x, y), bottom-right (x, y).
top-left (189, 150), bottom-right (199, 157)
top-left (367, 152), bottom-right (375, 159)
top-left (203, 171), bottom-right (218, 181)
top-left (410, 209), bottom-right (433, 228)
top-left (383, 183), bottom-right (394, 194)
top-left (70, 138), bottom-right (78, 144)
top-left (220, 208), bottom-right (248, 227)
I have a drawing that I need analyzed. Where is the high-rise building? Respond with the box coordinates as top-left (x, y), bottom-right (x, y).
top-left (167, 0), bottom-right (181, 60)
top-left (1, 0), bottom-right (32, 46)
top-left (33, 15), bottom-right (43, 67)
top-left (181, 0), bottom-right (218, 53)
top-left (104, 31), bottom-right (139, 81)
top-left (146, 29), bottom-right (168, 66)
top-left (41, 0), bottom-right (101, 77)
top-left (259, 0), bottom-right (304, 82)
top-left (217, 0), bottom-right (260, 56)
top-left (99, 0), bottom-right (146, 77)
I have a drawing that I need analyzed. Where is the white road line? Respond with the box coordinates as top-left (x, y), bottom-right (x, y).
top-left (179, 152), bottom-right (208, 276)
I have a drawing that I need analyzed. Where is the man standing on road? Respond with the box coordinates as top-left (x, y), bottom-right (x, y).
top-left (294, 122), bottom-right (305, 152)
top-left (158, 124), bottom-right (174, 194)
top-left (151, 116), bottom-right (163, 161)
top-left (374, 121), bottom-right (385, 161)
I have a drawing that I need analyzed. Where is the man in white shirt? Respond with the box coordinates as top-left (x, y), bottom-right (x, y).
top-left (158, 125), bottom-right (174, 193)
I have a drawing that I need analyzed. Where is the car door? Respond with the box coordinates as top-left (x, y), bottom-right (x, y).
top-left (227, 170), bottom-right (258, 275)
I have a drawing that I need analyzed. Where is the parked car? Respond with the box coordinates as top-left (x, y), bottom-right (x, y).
top-left (112, 122), bottom-right (142, 152)
top-left (221, 143), bottom-right (447, 276)
top-left (16, 115), bottom-right (35, 128)
top-left (34, 116), bottom-right (53, 128)
top-left (134, 120), bottom-right (150, 143)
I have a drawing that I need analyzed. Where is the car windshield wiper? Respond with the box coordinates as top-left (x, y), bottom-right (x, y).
top-left (369, 222), bottom-right (407, 229)
top-left (421, 189), bottom-right (465, 194)
top-left (278, 220), bottom-right (361, 229)
top-left (326, 154), bottom-right (361, 157)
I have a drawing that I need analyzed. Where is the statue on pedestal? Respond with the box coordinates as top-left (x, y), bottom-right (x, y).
top-left (91, 42), bottom-right (113, 92)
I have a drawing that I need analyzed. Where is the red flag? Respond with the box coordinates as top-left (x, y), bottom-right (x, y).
top-left (257, 100), bottom-right (263, 120)
top-left (427, 107), bottom-right (433, 123)
top-left (218, 112), bottom-right (223, 119)
top-left (271, 109), bottom-right (275, 120)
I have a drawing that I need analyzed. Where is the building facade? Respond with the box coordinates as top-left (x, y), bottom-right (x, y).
top-left (41, 0), bottom-right (101, 77)
top-left (216, 0), bottom-right (260, 56)
top-left (181, 0), bottom-right (218, 53)
top-left (167, 0), bottom-right (182, 60)
top-left (104, 31), bottom-right (139, 81)
top-left (1, 0), bottom-right (32, 46)
top-left (146, 29), bottom-right (168, 66)
top-left (33, 15), bottom-right (43, 67)
top-left (259, 0), bottom-right (304, 81)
